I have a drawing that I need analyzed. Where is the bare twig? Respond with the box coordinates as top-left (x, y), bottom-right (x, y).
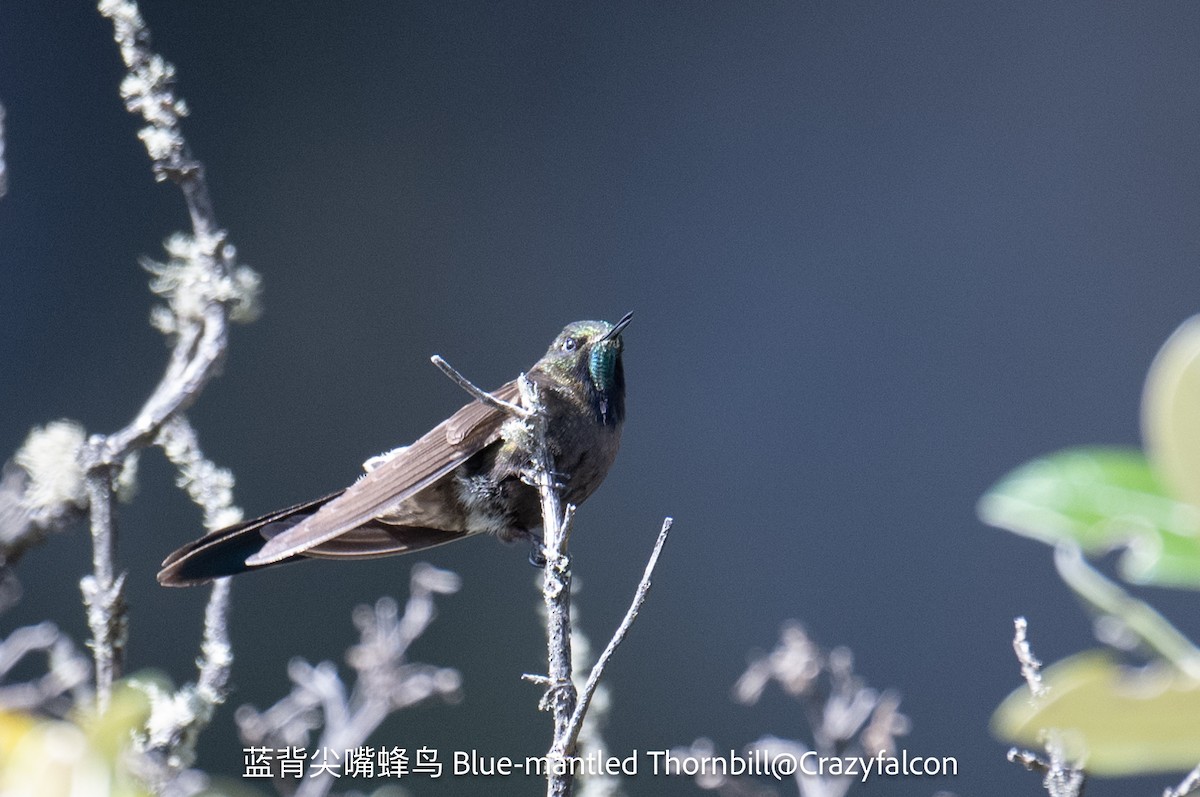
top-left (430, 355), bottom-right (531, 418)
top-left (1005, 619), bottom-right (1086, 797)
top-left (0, 621), bottom-right (91, 713)
top-left (0, 102), bottom-right (7, 199)
top-left (1166, 762), bottom-right (1200, 797)
top-left (1012, 616), bottom-right (1047, 700)
top-left (557, 517), bottom-right (674, 758)
top-left (1007, 745), bottom-right (1086, 797)
top-left (562, 605), bottom-right (625, 797)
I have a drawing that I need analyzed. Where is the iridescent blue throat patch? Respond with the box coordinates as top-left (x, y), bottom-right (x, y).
top-left (589, 341), bottom-right (618, 393)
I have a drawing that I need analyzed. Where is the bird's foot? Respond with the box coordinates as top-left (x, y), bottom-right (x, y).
top-left (519, 465), bottom-right (571, 492)
top-left (528, 534), bottom-right (547, 567)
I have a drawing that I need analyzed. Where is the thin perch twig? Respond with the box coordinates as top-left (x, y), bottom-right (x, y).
top-left (434, 355), bottom-right (672, 797)
top-left (434, 359), bottom-right (577, 796)
top-left (511, 372), bottom-right (579, 797)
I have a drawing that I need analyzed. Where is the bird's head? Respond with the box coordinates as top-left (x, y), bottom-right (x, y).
top-left (536, 312), bottom-right (632, 425)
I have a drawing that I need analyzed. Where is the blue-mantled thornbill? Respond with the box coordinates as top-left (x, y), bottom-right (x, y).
top-left (157, 313), bottom-right (631, 586)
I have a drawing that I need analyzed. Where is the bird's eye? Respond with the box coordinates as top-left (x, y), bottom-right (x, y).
top-left (562, 337), bottom-right (579, 352)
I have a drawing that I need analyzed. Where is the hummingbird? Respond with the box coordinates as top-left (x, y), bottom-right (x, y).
top-left (157, 314), bottom-right (632, 587)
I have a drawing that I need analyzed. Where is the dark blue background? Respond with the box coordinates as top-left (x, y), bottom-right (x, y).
top-left (4, 3), bottom-right (1200, 795)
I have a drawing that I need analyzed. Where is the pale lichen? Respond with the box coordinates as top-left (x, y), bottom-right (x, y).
top-left (157, 415), bottom-right (243, 531)
top-left (143, 233), bottom-right (261, 336)
top-left (13, 421), bottom-right (88, 517)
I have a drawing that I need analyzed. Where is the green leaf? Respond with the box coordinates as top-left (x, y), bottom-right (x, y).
top-left (992, 651), bottom-right (1200, 775)
top-left (978, 447), bottom-right (1200, 587)
top-left (1144, 315), bottom-right (1200, 510)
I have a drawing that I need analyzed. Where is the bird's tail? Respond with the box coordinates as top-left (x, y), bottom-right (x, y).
top-left (158, 490), bottom-right (475, 586)
top-left (157, 492), bottom-right (340, 586)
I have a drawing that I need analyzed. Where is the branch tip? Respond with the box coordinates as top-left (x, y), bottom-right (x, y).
top-left (430, 355), bottom-right (530, 418)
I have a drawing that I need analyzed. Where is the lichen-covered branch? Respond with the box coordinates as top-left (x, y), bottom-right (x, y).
top-left (158, 414), bottom-right (244, 532)
top-left (125, 415), bottom-right (244, 792)
top-left (0, 422), bottom-right (136, 575)
top-left (131, 577), bottom-right (233, 795)
top-left (0, 5), bottom-right (257, 796)
top-left (0, 16), bottom-right (257, 793)
top-left (94, 0), bottom-right (261, 464)
top-left (80, 465), bottom-right (126, 709)
top-left (99, 0), bottom-right (221, 237)
top-left (51, 0), bottom-right (262, 711)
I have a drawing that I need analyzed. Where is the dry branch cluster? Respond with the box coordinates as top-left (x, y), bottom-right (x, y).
top-left (678, 621), bottom-right (909, 797)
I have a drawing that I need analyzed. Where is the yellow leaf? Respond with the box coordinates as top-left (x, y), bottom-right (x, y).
top-left (993, 651), bottom-right (1200, 775)
top-left (1143, 315), bottom-right (1200, 509)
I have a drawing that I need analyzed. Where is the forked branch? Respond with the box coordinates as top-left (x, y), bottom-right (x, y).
top-left (433, 355), bottom-right (674, 797)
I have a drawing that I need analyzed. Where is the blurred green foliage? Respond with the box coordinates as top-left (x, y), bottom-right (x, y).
top-left (980, 315), bottom-right (1200, 775)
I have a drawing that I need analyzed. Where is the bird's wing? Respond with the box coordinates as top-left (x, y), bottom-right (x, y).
top-left (302, 523), bottom-right (472, 559)
top-left (245, 380), bottom-right (522, 565)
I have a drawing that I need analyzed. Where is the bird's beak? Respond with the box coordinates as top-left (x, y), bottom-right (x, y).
top-left (600, 311), bottom-right (634, 342)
